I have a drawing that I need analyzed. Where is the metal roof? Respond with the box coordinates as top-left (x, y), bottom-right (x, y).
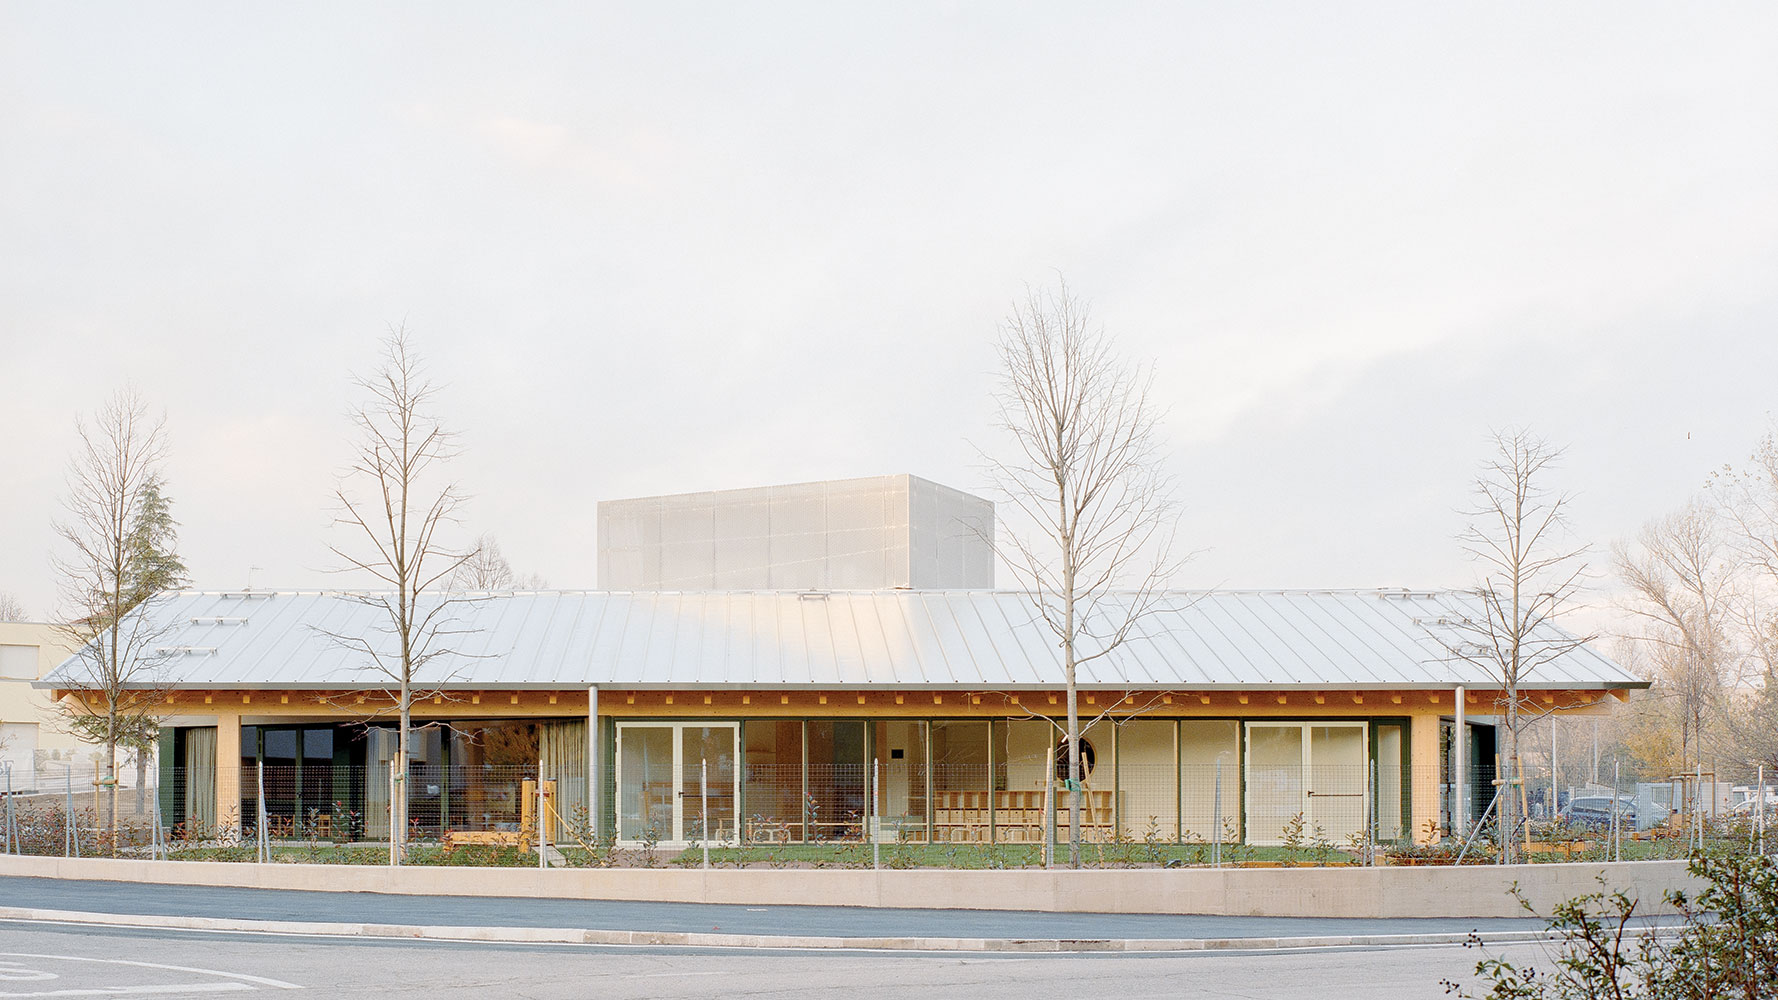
top-left (42, 589), bottom-right (1643, 692)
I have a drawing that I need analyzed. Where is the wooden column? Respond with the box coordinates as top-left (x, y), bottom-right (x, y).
top-left (1410, 711), bottom-right (1441, 844)
top-left (215, 712), bottom-right (242, 836)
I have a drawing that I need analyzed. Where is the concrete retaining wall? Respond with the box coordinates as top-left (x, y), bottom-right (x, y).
top-left (0, 855), bottom-right (1698, 918)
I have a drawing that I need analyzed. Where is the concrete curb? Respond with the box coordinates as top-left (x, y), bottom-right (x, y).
top-left (0, 905), bottom-right (1579, 953)
top-left (0, 854), bottom-right (1700, 919)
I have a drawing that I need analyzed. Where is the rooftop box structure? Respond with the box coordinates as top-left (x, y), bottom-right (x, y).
top-left (597, 474), bottom-right (994, 591)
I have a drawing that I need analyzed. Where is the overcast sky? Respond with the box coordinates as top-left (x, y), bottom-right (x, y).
top-left (3, 3), bottom-right (1775, 624)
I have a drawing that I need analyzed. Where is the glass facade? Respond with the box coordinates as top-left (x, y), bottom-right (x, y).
top-left (189, 711), bottom-right (1426, 848)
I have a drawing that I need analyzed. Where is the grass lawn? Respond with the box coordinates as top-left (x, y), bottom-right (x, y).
top-left (159, 840), bottom-right (1364, 868)
top-left (146, 833), bottom-right (1752, 868)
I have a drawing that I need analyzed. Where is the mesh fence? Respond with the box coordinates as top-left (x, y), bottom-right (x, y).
top-left (7, 758), bottom-right (1738, 860)
top-left (0, 762), bottom-right (1435, 847)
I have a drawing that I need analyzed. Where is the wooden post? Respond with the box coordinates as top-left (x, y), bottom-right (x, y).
top-left (522, 778), bottom-right (538, 844)
top-left (1409, 712), bottom-right (1440, 843)
top-left (216, 714), bottom-right (242, 838)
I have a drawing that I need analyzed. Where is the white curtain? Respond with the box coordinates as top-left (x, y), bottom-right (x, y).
top-left (184, 727), bottom-right (217, 832)
top-left (539, 720), bottom-right (588, 834)
top-left (365, 729), bottom-right (395, 839)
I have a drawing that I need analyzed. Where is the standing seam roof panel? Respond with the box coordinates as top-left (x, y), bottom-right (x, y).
top-left (1263, 593), bottom-right (1394, 686)
top-left (43, 590), bottom-right (1643, 691)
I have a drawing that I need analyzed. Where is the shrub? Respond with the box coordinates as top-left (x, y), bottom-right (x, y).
top-left (1448, 848), bottom-right (1778, 999)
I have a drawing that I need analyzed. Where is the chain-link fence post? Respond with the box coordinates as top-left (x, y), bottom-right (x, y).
top-left (256, 761), bottom-right (268, 863)
top-left (2, 763), bottom-right (13, 855)
top-left (1211, 756), bottom-right (1223, 868)
top-left (65, 768), bottom-right (78, 858)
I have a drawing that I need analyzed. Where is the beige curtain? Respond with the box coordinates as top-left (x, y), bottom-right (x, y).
top-left (365, 729), bottom-right (395, 839)
top-left (539, 720), bottom-right (588, 834)
top-left (184, 727), bottom-right (217, 832)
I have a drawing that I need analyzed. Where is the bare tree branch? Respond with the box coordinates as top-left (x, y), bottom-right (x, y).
top-left (325, 325), bottom-right (476, 860)
top-left (978, 277), bottom-right (1191, 867)
top-left (51, 387), bottom-right (187, 850)
top-left (1443, 427), bottom-right (1593, 863)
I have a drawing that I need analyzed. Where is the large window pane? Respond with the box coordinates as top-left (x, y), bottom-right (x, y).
top-left (1309, 724), bottom-right (1367, 844)
top-left (1181, 720), bottom-right (1239, 842)
top-left (261, 728), bottom-right (297, 833)
top-left (996, 719), bottom-right (1056, 844)
top-left (443, 722), bottom-right (538, 835)
top-left (1377, 725), bottom-right (1404, 841)
top-left (743, 720), bottom-right (803, 842)
top-left (681, 725), bottom-right (737, 843)
top-left (1245, 723), bottom-right (1304, 846)
top-left (931, 721), bottom-right (989, 843)
top-left (806, 720), bottom-right (865, 841)
top-left (1117, 720), bottom-right (1176, 841)
top-left (870, 721), bottom-right (927, 843)
top-left (404, 727), bottom-right (444, 837)
top-left (618, 726), bottom-right (674, 842)
top-left (298, 728), bottom-right (334, 836)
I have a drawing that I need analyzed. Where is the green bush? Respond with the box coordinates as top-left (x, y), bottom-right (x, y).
top-left (1449, 848), bottom-right (1777, 999)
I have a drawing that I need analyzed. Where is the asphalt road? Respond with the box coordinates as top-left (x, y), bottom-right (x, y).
top-left (0, 921), bottom-right (1533, 999)
top-left (0, 876), bottom-right (1549, 941)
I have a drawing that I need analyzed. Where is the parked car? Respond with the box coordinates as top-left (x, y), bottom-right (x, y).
top-left (1731, 795), bottom-right (1776, 817)
top-left (1560, 796), bottom-right (1637, 828)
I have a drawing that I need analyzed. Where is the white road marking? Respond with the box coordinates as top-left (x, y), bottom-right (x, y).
top-left (0, 963), bottom-right (56, 982)
top-left (0, 984), bottom-right (253, 997)
top-left (0, 955), bottom-right (300, 993)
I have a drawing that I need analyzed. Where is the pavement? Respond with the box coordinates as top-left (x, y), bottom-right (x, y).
top-left (0, 920), bottom-right (1540, 998)
top-left (0, 874), bottom-right (1590, 953)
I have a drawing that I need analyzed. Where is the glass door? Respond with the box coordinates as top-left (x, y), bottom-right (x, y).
top-left (1244, 722), bottom-right (1368, 845)
top-left (681, 725), bottom-right (738, 844)
top-left (1244, 723), bottom-right (1304, 846)
top-left (1308, 724), bottom-right (1368, 844)
top-left (617, 722), bottom-right (739, 844)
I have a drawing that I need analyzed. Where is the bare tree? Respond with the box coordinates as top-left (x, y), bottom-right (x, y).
top-left (327, 327), bottom-right (474, 861)
top-left (451, 533), bottom-right (550, 590)
top-left (452, 534), bottom-right (513, 590)
top-left (1614, 501), bottom-right (1736, 785)
top-left (1706, 426), bottom-right (1778, 776)
top-left (0, 593), bottom-right (27, 622)
top-left (982, 279), bottom-right (1185, 868)
top-left (1451, 428), bottom-right (1592, 863)
top-left (52, 389), bottom-right (187, 848)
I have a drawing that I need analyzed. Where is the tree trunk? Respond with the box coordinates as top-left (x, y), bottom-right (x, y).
top-left (1066, 666), bottom-right (1081, 869)
top-left (105, 708), bottom-right (118, 857)
top-left (395, 693), bottom-right (411, 864)
top-left (1501, 695), bottom-right (1519, 865)
top-left (1063, 528), bottom-right (1082, 869)
top-left (106, 741), bottom-right (118, 856)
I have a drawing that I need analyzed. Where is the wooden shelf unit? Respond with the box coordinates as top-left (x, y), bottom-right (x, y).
top-left (931, 788), bottom-right (1115, 844)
